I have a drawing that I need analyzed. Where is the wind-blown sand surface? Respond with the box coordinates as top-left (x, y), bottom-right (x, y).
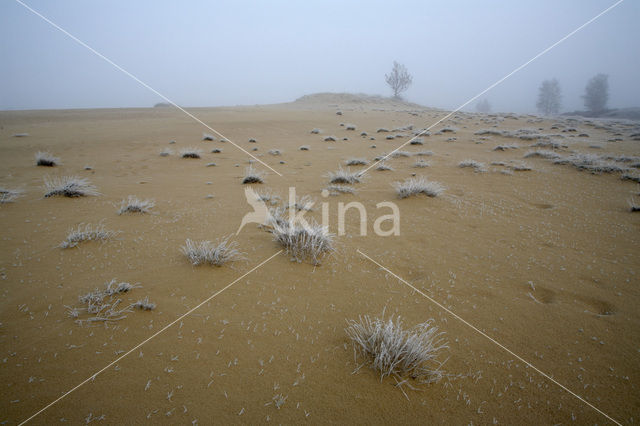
top-left (1, 94), bottom-right (639, 424)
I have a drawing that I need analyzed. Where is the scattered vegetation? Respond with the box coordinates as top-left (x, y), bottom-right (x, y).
top-left (394, 177), bottom-right (444, 198)
top-left (271, 219), bottom-right (335, 265)
top-left (325, 185), bottom-right (356, 195)
top-left (299, 145), bottom-right (310, 151)
top-left (180, 148), bottom-right (202, 158)
top-left (328, 168), bottom-right (361, 184)
top-left (458, 159), bottom-right (486, 172)
top-left (242, 166), bottom-right (265, 184)
top-left (345, 158), bottom-right (369, 166)
top-left (118, 196), bottom-right (155, 214)
top-left (59, 223), bottom-right (119, 249)
top-left (524, 150), bottom-right (561, 160)
top-left (345, 310), bottom-right (447, 385)
top-left (181, 236), bottom-right (243, 266)
top-left (43, 176), bottom-right (99, 198)
top-left (66, 279), bottom-right (145, 324)
top-left (35, 151), bottom-right (60, 167)
top-left (376, 162), bottom-right (393, 171)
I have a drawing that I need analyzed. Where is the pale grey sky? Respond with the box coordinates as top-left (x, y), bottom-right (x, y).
top-left (1, 0), bottom-right (638, 113)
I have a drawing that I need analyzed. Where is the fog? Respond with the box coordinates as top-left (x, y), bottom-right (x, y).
top-left (1, 0), bottom-right (638, 113)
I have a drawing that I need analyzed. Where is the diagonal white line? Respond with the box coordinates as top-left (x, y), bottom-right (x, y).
top-left (13, 0), bottom-right (283, 177)
top-left (359, 0), bottom-right (625, 176)
top-left (356, 249), bottom-right (621, 426)
top-left (18, 250), bottom-right (283, 425)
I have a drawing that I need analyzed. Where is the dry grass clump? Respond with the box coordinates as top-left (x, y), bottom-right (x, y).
top-left (203, 133), bottom-right (216, 141)
top-left (458, 159), bottom-right (486, 172)
top-left (43, 176), bottom-right (99, 198)
top-left (181, 236), bottom-right (243, 266)
top-left (554, 153), bottom-right (628, 174)
top-left (410, 138), bottom-right (424, 145)
top-left (524, 150), bottom-right (561, 159)
top-left (180, 148), bottom-right (202, 158)
top-left (133, 296), bottom-right (156, 311)
top-left (59, 223), bottom-right (119, 249)
top-left (376, 162), bottom-right (394, 171)
top-left (345, 158), bottom-right (369, 166)
top-left (346, 124), bottom-right (357, 130)
top-left (271, 219), bottom-right (334, 265)
top-left (390, 151), bottom-right (411, 158)
top-left (118, 196), bottom-right (155, 214)
top-left (242, 166), bottom-right (265, 184)
top-left (299, 145), bottom-right (310, 151)
top-left (66, 279), bottom-right (145, 323)
top-left (328, 167), bottom-right (361, 184)
top-left (325, 185), bottom-right (356, 195)
top-left (35, 151), bottom-right (60, 166)
top-left (394, 177), bottom-right (444, 198)
top-left (0, 188), bottom-right (24, 204)
top-left (324, 136), bottom-right (337, 142)
top-left (345, 311), bottom-right (447, 385)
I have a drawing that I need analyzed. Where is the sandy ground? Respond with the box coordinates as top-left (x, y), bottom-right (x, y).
top-left (0, 95), bottom-right (639, 424)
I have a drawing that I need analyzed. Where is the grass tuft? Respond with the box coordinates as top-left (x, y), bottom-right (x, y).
top-left (271, 219), bottom-right (335, 265)
top-left (181, 236), bottom-right (243, 266)
top-left (242, 166), bottom-right (265, 184)
top-left (44, 176), bottom-right (99, 198)
top-left (345, 310), bottom-right (447, 384)
top-left (59, 223), bottom-right (119, 249)
top-left (328, 167), bottom-right (361, 184)
top-left (118, 196), bottom-right (155, 214)
top-left (394, 177), bottom-right (444, 198)
top-left (35, 151), bottom-right (60, 166)
top-left (180, 148), bottom-right (202, 158)
top-left (0, 187), bottom-right (24, 204)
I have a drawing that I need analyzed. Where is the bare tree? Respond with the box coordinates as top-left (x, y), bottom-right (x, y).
top-left (475, 99), bottom-right (491, 113)
top-left (385, 61), bottom-right (413, 99)
top-left (582, 73), bottom-right (609, 113)
top-left (536, 79), bottom-right (561, 115)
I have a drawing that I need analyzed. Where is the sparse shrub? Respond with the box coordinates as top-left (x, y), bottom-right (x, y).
top-left (242, 166), bottom-right (264, 184)
top-left (35, 151), bottom-right (60, 167)
top-left (43, 176), bottom-right (99, 198)
top-left (394, 177), bottom-right (444, 198)
top-left (271, 219), bottom-right (334, 265)
top-left (524, 150), bottom-right (560, 160)
top-left (181, 236), bottom-right (243, 266)
top-left (118, 196), bottom-right (155, 214)
top-left (458, 159), bottom-right (486, 172)
top-left (0, 188), bottom-right (24, 204)
top-left (345, 158), bottom-right (368, 166)
top-left (345, 310), bottom-right (447, 384)
top-left (328, 168), bottom-right (361, 184)
top-left (59, 223), bottom-right (119, 248)
top-left (325, 185), bottom-right (356, 195)
top-left (180, 148), bottom-right (202, 158)
top-left (133, 296), bottom-right (156, 311)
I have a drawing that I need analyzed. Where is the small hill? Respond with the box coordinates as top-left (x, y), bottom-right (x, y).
top-left (563, 107), bottom-right (640, 121)
top-left (291, 92), bottom-right (430, 111)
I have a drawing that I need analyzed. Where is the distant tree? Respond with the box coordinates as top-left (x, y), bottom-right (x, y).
top-left (536, 79), bottom-right (562, 115)
top-left (475, 99), bottom-right (491, 113)
top-left (385, 61), bottom-right (413, 99)
top-left (582, 73), bottom-right (609, 113)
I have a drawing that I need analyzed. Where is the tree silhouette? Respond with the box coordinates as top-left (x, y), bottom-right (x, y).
top-left (582, 74), bottom-right (609, 113)
top-left (385, 61), bottom-right (413, 99)
top-left (536, 79), bottom-right (562, 115)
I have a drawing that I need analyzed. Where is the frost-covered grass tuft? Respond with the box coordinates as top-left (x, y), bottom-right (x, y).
top-left (271, 219), bottom-right (335, 265)
top-left (44, 176), bottom-right (99, 198)
top-left (325, 185), bottom-right (356, 195)
top-left (59, 223), bottom-right (119, 249)
top-left (133, 296), bottom-right (156, 311)
top-left (299, 145), bottom-right (310, 151)
top-left (493, 144), bottom-right (519, 151)
top-left (458, 159), bottom-right (486, 172)
top-left (414, 151), bottom-right (433, 157)
top-left (118, 196), bottom-right (155, 214)
top-left (524, 150), bottom-right (561, 159)
top-left (310, 128), bottom-right (321, 134)
top-left (324, 136), bottom-right (337, 142)
top-left (345, 124), bottom-right (357, 131)
top-left (181, 236), bottom-right (243, 266)
top-left (390, 151), bottom-right (411, 158)
top-left (180, 148), bottom-right (202, 158)
top-left (268, 149), bottom-right (282, 156)
top-left (159, 149), bottom-right (172, 157)
top-left (203, 133), bottom-right (216, 141)
top-left (242, 166), bottom-right (264, 184)
top-left (0, 188), bottom-right (24, 204)
top-left (413, 160), bottom-right (430, 168)
top-left (328, 167), bottom-right (361, 184)
top-left (394, 177), bottom-right (444, 198)
top-left (554, 153), bottom-right (628, 174)
top-left (35, 151), bottom-right (60, 166)
top-left (345, 158), bottom-right (368, 166)
top-left (376, 162), bottom-right (393, 171)
top-left (345, 310), bottom-right (447, 384)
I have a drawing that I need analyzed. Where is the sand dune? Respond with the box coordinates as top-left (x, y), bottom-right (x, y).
top-left (0, 97), bottom-right (638, 424)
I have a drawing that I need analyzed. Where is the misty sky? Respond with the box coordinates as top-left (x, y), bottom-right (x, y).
top-left (1, 0), bottom-right (638, 113)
